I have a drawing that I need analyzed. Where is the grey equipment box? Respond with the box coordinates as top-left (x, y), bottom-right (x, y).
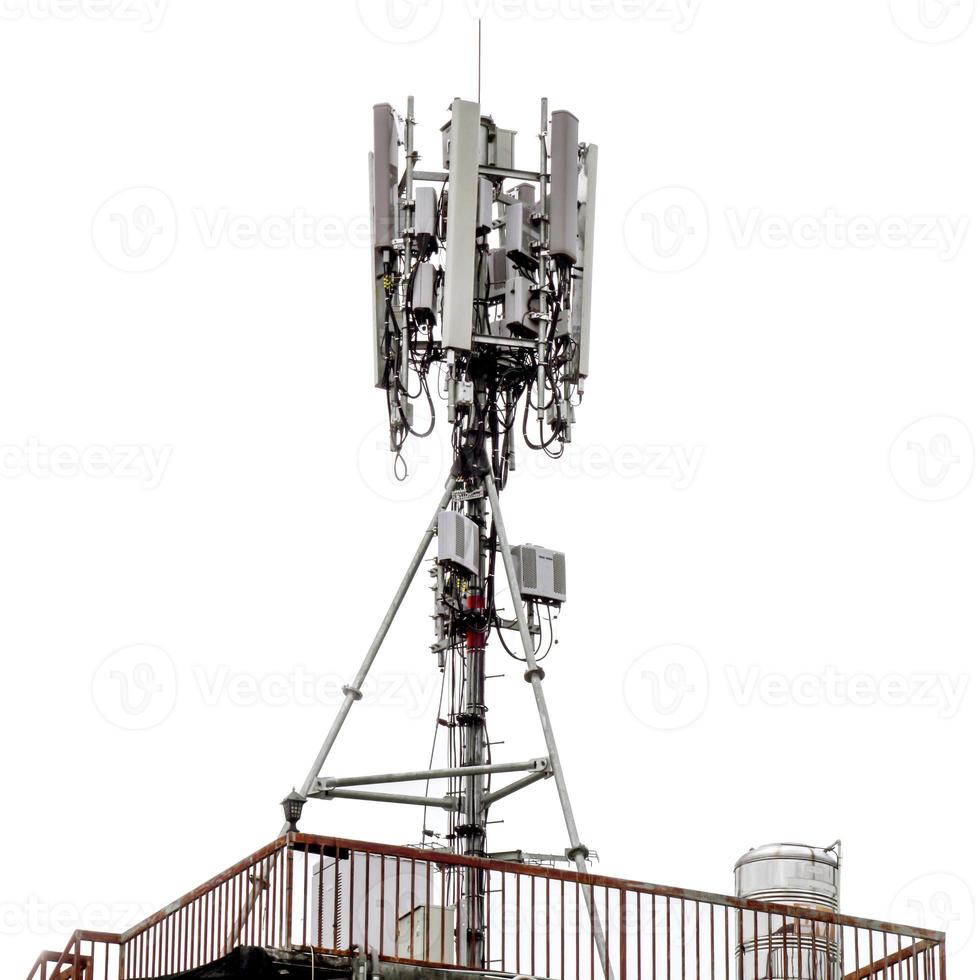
top-left (510, 544), bottom-right (567, 604)
top-left (441, 115), bottom-right (515, 171)
top-left (438, 511), bottom-right (481, 576)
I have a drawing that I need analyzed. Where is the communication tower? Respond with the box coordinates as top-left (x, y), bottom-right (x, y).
top-left (285, 95), bottom-right (600, 970)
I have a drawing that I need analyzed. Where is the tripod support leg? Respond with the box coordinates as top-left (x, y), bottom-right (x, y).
top-left (484, 473), bottom-right (613, 979)
top-left (289, 481), bottom-right (455, 814)
top-left (225, 483), bottom-right (454, 956)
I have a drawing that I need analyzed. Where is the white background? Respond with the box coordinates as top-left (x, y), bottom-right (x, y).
top-left (1, 0), bottom-right (977, 976)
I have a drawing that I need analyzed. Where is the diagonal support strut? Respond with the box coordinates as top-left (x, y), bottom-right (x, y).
top-left (484, 472), bottom-right (614, 980)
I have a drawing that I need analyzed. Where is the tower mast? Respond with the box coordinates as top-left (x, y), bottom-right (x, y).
top-left (286, 92), bottom-right (600, 971)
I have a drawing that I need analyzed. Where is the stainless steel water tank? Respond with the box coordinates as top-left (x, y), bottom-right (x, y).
top-left (734, 842), bottom-right (841, 980)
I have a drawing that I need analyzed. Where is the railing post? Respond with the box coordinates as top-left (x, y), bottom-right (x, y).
top-left (619, 891), bottom-right (628, 980)
top-left (285, 839), bottom-right (294, 949)
top-left (736, 909), bottom-right (744, 980)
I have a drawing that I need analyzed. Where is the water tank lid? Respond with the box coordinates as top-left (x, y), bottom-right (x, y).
top-left (734, 842), bottom-right (840, 873)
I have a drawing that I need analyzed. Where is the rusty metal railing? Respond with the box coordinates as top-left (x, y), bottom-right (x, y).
top-left (26, 833), bottom-right (946, 980)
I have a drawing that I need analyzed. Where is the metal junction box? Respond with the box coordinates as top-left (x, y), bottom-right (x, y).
top-left (510, 544), bottom-right (566, 604)
top-left (396, 905), bottom-right (457, 964)
top-left (438, 511), bottom-right (481, 576)
top-left (441, 115), bottom-right (515, 171)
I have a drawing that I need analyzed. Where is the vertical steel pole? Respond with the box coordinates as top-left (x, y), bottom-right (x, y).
top-left (459, 462), bottom-right (488, 968)
top-left (400, 96), bottom-right (415, 394)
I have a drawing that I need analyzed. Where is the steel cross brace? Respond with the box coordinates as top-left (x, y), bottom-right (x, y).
top-left (310, 760), bottom-right (551, 811)
top-left (312, 758), bottom-right (548, 793)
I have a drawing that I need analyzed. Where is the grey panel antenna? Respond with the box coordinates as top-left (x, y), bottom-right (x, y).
top-left (549, 110), bottom-right (579, 261)
top-left (488, 247), bottom-right (509, 299)
top-left (504, 199), bottom-right (536, 274)
top-left (477, 177), bottom-right (493, 236)
top-left (442, 99), bottom-right (481, 351)
top-left (573, 142), bottom-right (598, 381)
top-left (503, 201), bottom-right (526, 253)
top-left (505, 277), bottom-right (532, 333)
top-left (415, 185), bottom-right (437, 238)
top-left (371, 103), bottom-right (399, 248)
top-left (368, 151), bottom-right (388, 389)
top-left (411, 262), bottom-right (437, 324)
